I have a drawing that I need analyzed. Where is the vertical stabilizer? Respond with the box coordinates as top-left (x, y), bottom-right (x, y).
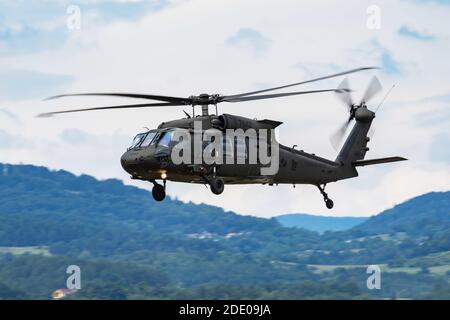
top-left (336, 107), bottom-right (375, 165)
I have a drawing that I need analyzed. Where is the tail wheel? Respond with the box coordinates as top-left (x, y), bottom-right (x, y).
top-left (317, 184), bottom-right (334, 210)
top-left (152, 183), bottom-right (166, 201)
top-left (209, 177), bottom-right (225, 195)
top-left (325, 199), bottom-right (334, 209)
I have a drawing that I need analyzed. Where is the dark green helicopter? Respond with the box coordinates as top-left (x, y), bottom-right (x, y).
top-left (40, 67), bottom-right (406, 209)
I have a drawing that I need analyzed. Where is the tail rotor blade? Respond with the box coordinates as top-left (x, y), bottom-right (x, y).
top-left (330, 120), bottom-right (351, 151)
top-left (361, 76), bottom-right (382, 105)
top-left (335, 77), bottom-right (353, 109)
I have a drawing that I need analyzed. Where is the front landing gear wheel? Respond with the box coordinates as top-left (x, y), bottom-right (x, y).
top-left (209, 177), bottom-right (224, 195)
top-left (325, 199), bottom-right (334, 209)
top-left (152, 183), bottom-right (166, 201)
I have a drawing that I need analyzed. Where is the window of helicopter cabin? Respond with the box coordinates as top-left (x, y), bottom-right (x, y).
top-left (223, 136), bottom-right (234, 159)
top-left (129, 133), bottom-right (146, 149)
top-left (202, 130), bottom-right (223, 159)
top-left (140, 131), bottom-right (157, 147)
top-left (236, 138), bottom-right (247, 162)
top-left (157, 130), bottom-right (175, 147)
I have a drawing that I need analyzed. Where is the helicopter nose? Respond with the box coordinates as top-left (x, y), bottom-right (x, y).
top-left (120, 151), bottom-right (132, 173)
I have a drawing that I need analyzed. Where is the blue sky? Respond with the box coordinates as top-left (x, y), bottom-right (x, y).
top-left (398, 25), bottom-right (435, 41)
top-left (226, 28), bottom-right (270, 55)
top-left (0, 0), bottom-right (449, 217)
top-left (0, 69), bottom-right (73, 100)
top-left (413, 0), bottom-right (450, 5)
top-left (0, 0), bottom-right (170, 55)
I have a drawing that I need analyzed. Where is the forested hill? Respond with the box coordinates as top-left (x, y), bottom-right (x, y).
top-left (0, 163), bottom-right (288, 243)
top-left (350, 191), bottom-right (450, 237)
top-left (0, 163), bottom-right (449, 300)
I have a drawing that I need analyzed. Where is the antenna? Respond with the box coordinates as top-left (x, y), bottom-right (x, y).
top-left (376, 85), bottom-right (396, 113)
top-left (183, 110), bottom-right (191, 118)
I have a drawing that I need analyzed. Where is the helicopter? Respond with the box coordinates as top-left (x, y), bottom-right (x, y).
top-left (39, 67), bottom-right (406, 209)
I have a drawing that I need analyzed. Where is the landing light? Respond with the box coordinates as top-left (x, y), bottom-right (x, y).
top-left (161, 172), bottom-right (167, 180)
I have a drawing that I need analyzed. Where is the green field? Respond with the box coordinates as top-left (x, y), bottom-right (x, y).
top-left (308, 261), bottom-right (450, 277)
top-left (429, 265), bottom-right (450, 276)
top-left (0, 246), bottom-right (51, 256)
top-left (308, 264), bottom-right (368, 274)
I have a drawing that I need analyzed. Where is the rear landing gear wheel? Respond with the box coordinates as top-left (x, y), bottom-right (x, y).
top-left (152, 183), bottom-right (166, 202)
top-left (209, 177), bottom-right (224, 195)
top-left (317, 184), bottom-right (334, 210)
top-left (325, 199), bottom-right (334, 209)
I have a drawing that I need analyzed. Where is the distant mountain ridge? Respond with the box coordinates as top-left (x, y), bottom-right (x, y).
top-left (275, 214), bottom-right (368, 233)
top-left (276, 191), bottom-right (450, 234)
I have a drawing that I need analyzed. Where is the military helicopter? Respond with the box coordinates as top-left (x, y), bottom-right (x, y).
top-left (39, 67), bottom-right (406, 209)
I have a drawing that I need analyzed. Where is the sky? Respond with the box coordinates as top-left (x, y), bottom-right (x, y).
top-left (0, 0), bottom-right (449, 218)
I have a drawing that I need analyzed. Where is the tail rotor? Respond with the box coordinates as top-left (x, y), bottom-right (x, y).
top-left (330, 76), bottom-right (382, 150)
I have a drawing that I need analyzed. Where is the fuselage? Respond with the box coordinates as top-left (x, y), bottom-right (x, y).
top-left (120, 114), bottom-right (354, 186)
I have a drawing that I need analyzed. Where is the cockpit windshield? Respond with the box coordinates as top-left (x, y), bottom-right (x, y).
top-left (129, 133), bottom-right (146, 149)
top-left (129, 129), bottom-right (178, 150)
top-left (140, 131), bottom-right (157, 147)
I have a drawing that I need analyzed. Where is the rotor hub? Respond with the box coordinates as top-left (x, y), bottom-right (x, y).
top-left (354, 106), bottom-right (375, 122)
top-left (189, 93), bottom-right (221, 107)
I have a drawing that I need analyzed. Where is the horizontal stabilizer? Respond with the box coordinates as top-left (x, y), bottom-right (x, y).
top-left (257, 119), bottom-right (283, 128)
top-left (354, 156), bottom-right (407, 167)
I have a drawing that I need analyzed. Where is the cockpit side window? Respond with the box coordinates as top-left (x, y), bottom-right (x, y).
top-left (157, 131), bottom-right (175, 147)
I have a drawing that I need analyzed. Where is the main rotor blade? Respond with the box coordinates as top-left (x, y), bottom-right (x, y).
top-left (45, 93), bottom-right (191, 104)
top-left (330, 120), bottom-right (351, 151)
top-left (222, 89), bottom-right (348, 103)
top-left (37, 102), bottom-right (183, 117)
top-left (361, 76), bottom-right (382, 104)
top-left (223, 67), bottom-right (378, 100)
top-left (335, 77), bottom-right (353, 109)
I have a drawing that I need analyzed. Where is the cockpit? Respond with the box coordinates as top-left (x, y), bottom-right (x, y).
top-left (128, 129), bottom-right (175, 150)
